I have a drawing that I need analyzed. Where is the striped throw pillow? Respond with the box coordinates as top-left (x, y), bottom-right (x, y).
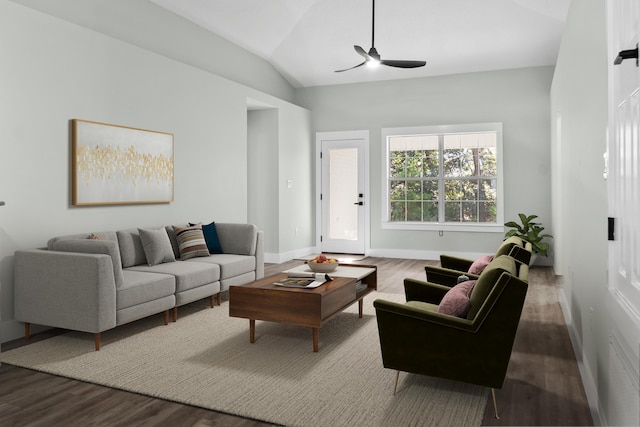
top-left (173, 224), bottom-right (210, 260)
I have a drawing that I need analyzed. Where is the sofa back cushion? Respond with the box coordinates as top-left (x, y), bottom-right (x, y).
top-left (215, 223), bottom-right (257, 256)
top-left (466, 255), bottom-right (516, 320)
top-left (52, 239), bottom-right (124, 287)
top-left (116, 228), bottom-right (148, 267)
top-left (495, 236), bottom-right (524, 257)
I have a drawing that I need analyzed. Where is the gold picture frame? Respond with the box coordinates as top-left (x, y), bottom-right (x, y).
top-left (72, 119), bottom-right (174, 206)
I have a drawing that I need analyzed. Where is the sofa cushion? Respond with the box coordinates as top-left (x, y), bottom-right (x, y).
top-left (187, 254), bottom-right (256, 280)
top-left (174, 224), bottom-right (210, 260)
top-left (52, 239), bottom-right (125, 288)
top-left (468, 255), bottom-right (494, 275)
top-left (117, 270), bottom-right (176, 310)
top-left (127, 261), bottom-right (220, 293)
top-left (138, 228), bottom-right (176, 266)
top-left (438, 280), bottom-right (476, 318)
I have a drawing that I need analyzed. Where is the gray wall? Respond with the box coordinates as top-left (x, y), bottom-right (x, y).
top-left (296, 67), bottom-right (554, 260)
top-left (0, 0), bottom-right (311, 342)
top-left (9, 0), bottom-right (296, 103)
top-left (247, 106), bottom-right (314, 260)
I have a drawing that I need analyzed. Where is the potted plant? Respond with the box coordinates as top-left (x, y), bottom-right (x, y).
top-left (504, 213), bottom-right (553, 257)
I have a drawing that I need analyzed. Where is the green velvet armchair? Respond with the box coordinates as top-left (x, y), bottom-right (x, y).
top-left (374, 255), bottom-right (528, 418)
top-left (425, 236), bottom-right (532, 287)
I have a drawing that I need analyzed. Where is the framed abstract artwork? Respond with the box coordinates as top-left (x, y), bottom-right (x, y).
top-left (72, 119), bottom-right (174, 206)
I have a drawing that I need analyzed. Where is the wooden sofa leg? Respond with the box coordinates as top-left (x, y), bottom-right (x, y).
top-left (491, 388), bottom-right (500, 419)
top-left (393, 370), bottom-right (400, 395)
top-left (94, 333), bottom-right (100, 351)
top-left (25, 323), bottom-right (31, 340)
top-left (210, 295), bottom-right (215, 308)
top-left (217, 293), bottom-right (222, 306)
top-left (172, 307), bottom-right (178, 322)
top-left (164, 310), bottom-right (169, 325)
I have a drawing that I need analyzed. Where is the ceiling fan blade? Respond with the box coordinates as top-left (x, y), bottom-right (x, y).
top-left (380, 59), bottom-right (427, 69)
top-left (335, 61), bottom-right (367, 73)
top-left (354, 45), bottom-right (371, 60)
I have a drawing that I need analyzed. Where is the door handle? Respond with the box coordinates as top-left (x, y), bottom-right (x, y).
top-left (614, 44), bottom-right (639, 66)
top-left (353, 201), bottom-right (364, 205)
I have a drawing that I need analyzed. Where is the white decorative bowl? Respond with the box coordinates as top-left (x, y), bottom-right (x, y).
top-left (307, 260), bottom-right (339, 273)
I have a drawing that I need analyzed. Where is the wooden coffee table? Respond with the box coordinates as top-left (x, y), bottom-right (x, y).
top-left (229, 264), bottom-right (377, 352)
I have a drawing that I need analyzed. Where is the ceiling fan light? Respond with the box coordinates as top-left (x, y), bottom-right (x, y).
top-left (366, 58), bottom-right (380, 68)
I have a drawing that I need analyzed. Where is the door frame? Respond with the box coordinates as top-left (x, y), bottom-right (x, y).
top-left (315, 130), bottom-right (370, 254)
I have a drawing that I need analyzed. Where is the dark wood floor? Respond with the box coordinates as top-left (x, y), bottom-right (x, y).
top-left (0, 257), bottom-right (593, 426)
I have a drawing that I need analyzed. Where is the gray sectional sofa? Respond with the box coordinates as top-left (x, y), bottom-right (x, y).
top-left (14, 222), bottom-right (263, 350)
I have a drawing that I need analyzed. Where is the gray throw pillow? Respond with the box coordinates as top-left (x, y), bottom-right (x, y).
top-left (138, 228), bottom-right (176, 266)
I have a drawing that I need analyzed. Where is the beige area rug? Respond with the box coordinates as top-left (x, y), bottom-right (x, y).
top-left (0, 293), bottom-right (487, 426)
top-left (295, 253), bottom-right (368, 262)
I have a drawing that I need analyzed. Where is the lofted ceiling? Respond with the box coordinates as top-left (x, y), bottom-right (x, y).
top-left (150, 0), bottom-right (570, 88)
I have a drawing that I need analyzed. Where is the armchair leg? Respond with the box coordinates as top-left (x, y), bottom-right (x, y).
top-left (393, 370), bottom-right (400, 395)
top-left (491, 388), bottom-right (500, 419)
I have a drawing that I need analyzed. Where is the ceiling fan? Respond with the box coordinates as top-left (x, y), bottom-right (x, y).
top-left (335, 0), bottom-right (427, 73)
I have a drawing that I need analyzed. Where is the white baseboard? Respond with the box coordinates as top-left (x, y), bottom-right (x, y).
top-left (557, 287), bottom-right (603, 425)
top-left (264, 246), bottom-right (316, 264)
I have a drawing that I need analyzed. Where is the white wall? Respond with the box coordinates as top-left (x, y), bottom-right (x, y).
top-left (0, 0), bottom-right (311, 342)
top-left (551, 1), bottom-right (638, 425)
top-left (296, 67), bottom-right (554, 261)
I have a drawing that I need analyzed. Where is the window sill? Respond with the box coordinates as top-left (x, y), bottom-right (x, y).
top-left (382, 222), bottom-right (504, 233)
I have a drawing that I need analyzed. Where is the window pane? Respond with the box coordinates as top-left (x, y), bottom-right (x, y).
top-left (423, 201), bottom-right (438, 221)
top-left (407, 181), bottom-right (422, 200)
top-left (461, 180), bottom-right (478, 200)
top-left (444, 180), bottom-right (462, 200)
top-left (479, 201), bottom-right (497, 222)
top-left (423, 154), bottom-right (439, 177)
top-left (390, 201), bottom-right (406, 221)
top-left (422, 180), bottom-right (438, 200)
top-left (445, 201), bottom-right (460, 222)
top-left (405, 157), bottom-right (422, 178)
top-left (461, 201), bottom-right (478, 222)
top-left (407, 202), bottom-right (422, 221)
top-left (480, 179), bottom-right (497, 201)
top-left (390, 180), bottom-right (405, 200)
top-left (479, 147), bottom-right (497, 176)
top-left (389, 156), bottom-right (406, 178)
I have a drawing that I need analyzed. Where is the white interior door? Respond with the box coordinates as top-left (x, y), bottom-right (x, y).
top-left (609, 0), bottom-right (640, 311)
top-left (316, 131), bottom-right (368, 254)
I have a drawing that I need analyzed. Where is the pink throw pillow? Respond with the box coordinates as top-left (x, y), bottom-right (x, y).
top-left (437, 280), bottom-right (477, 318)
top-left (468, 255), bottom-right (494, 275)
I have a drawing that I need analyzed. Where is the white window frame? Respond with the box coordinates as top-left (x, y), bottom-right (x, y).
top-left (381, 123), bottom-right (504, 233)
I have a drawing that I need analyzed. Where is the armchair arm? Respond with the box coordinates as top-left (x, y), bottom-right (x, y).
top-left (424, 265), bottom-right (479, 287)
top-left (373, 298), bottom-right (476, 331)
top-left (14, 249), bottom-right (117, 334)
top-left (403, 278), bottom-right (451, 304)
top-left (439, 254), bottom-right (474, 271)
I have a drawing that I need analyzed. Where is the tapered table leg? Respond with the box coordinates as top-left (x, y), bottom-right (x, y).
top-left (313, 328), bottom-right (319, 352)
top-left (249, 319), bottom-right (255, 343)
